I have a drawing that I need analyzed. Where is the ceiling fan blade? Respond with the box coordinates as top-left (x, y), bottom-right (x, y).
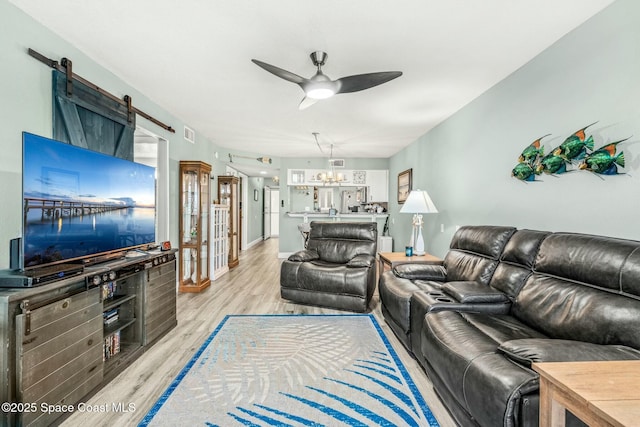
top-left (251, 59), bottom-right (307, 85)
top-left (299, 96), bottom-right (318, 110)
top-left (336, 71), bottom-right (403, 94)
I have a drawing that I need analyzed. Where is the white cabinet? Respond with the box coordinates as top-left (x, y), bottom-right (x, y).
top-left (288, 170), bottom-right (306, 185)
top-left (210, 204), bottom-right (229, 280)
top-left (287, 168), bottom-right (388, 201)
top-left (367, 170), bottom-right (389, 202)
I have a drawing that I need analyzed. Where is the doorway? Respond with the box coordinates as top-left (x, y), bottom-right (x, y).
top-left (264, 187), bottom-right (280, 239)
top-left (134, 126), bottom-right (169, 243)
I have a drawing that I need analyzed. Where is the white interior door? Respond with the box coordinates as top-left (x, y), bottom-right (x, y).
top-left (264, 187), bottom-right (271, 239)
top-left (270, 189), bottom-right (279, 236)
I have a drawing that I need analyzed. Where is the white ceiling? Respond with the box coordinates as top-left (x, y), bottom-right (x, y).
top-left (11, 0), bottom-right (615, 167)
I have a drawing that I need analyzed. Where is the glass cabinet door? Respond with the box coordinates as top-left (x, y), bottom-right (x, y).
top-left (200, 170), bottom-right (210, 282)
top-left (179, 161), bottom-right (211, 292)
top-left (218, 175), bottom-right (239, 269)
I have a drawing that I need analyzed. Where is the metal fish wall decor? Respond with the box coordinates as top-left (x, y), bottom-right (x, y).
top-left (511, 123), bottom-right (629, 181)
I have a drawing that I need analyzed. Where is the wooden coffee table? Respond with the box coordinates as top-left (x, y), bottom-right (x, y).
top-left (533, 360), bottom-right (640, 427)
top-left (377, 251), bottom-right (442, 274)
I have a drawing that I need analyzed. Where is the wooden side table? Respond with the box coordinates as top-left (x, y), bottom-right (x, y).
top-left (533, 360), bottom-right (640, 427)
top-left (377, 252), bottom-right (442, 275)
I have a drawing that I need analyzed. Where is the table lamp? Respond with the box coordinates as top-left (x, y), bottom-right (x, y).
top-left (399, 189), bottom-right (438, 256)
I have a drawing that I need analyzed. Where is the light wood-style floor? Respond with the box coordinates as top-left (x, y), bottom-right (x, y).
top-left (61, 238), bottom-right (456, 427)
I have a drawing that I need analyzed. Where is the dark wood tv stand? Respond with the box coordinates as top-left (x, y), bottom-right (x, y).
top-left (0, 249), bottom-right (177, 426)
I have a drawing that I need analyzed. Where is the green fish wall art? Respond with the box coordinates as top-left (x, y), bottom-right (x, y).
top-left (512, 135), bottom-right (549, 181)
top-left (578, 138), bottom-right (628, 175)
top-left (518, 135), bottom-right (548, 164)
top-left (553, 122), bottom-right (596, 162)
top-left (511, 122), bottom-right (630, 182)
top-left (512, 162), bottom-right (539, 181)
top-left (536, 152), bottom-right (569, 175)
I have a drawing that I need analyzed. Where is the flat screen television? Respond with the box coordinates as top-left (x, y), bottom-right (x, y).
top-left (21, 132), bottom-right (156, 271)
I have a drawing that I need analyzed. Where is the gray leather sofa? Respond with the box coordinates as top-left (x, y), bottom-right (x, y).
top-left (281, 221), bottom-right (377, 312)
top-left (379, 225), bottom-right (640, 427)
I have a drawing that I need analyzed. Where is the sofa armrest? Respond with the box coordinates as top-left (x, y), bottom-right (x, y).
top-left (441, 281), bottom-right (510, 304)
top-left (347, 254), bottom-right (375, 268)
top-left (498, 338), bottom-right (640, 368)
top-left (412, 290), bottom-right (512, 316)
top-left (426, 300), bottom-right (512, 315)
top-left (393, 263), bottom-right (447, 281)
top-left (287, 249), bottom-right (320, 262)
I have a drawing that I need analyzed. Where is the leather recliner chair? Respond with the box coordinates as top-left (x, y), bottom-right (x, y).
top-left (280, 221), bottom-right (377, 312)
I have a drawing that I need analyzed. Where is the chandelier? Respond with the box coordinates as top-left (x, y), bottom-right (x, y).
top-left (319, 143), bottom-right (347, 184)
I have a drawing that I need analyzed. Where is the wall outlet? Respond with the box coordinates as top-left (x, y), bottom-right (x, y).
top-left (440, 224), bottom-right (444, 233)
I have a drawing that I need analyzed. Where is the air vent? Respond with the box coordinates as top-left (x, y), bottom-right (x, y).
top-left (184, 126), bottom-right (195, 144)
top-left (329, 159), bottom-right (345, 168)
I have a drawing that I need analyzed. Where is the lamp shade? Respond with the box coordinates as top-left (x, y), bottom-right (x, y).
top-left (399, 189), bottom-right (438, 214)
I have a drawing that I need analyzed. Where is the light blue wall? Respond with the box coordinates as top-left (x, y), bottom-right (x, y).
top-left (388, 0), bottom-right (640, 258)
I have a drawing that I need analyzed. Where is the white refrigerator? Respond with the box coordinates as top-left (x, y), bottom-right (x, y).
top-left (264, 188), bottom-right (279, 239)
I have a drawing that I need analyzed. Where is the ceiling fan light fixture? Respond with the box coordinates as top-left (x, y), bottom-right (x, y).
top-left (304, 71), bottom-right (338, 99)
top-left (305, 86), bottom-right (336, 100)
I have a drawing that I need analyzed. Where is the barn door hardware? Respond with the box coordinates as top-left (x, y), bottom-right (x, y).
top-left (124, 95), bottom-right (134, 124)
top-left (61, 57), bottom-right (73, 97)
top-left (28, 48), bottom-right (175, 134)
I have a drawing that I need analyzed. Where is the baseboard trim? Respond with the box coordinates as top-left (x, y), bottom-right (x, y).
top-left (247, 237), bottom-right (263, 249)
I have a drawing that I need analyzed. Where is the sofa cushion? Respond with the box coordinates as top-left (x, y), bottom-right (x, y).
top-left (449, 225), bottom-right (517, 259)
top-left (287, 249), bottom-right (319, 262)
top-left (488, 262), bottom-right (533, 300)
top-left (443, 251), bottom-right (499, 285)
top-left (501, 229), bottom-right (550, 268)
top-left (463, 353), bottom-right (539, 427)
top-left (422, 311), bottom-right (500, 412)
top-left (346, 254), bottom-right (374, 268)
top-left (283, 261), bottom-right (369, 296)
top-left (307, 221), bottom-right (377, 264)
top-left (534, 233), bottom-right (640, 292)
top-left (378, 273), bottom-right (430, 335)
top-left (489, 229), bottom-right (550, 299)
top-left (461, 313), bottom-right (547, 344)
top-left (392, 263), bottom-right (447, 281)
top-left (513, 274), bottom-right (640, 349)
top-left (441, 281), bottom-right (510, 304)
top-left (621, 247), bottom-right (640, 297)
top-left (498, 339), bottom-right (640, 367)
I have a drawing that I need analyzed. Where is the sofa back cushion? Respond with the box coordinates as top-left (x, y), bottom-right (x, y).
top-left (512, 233), bottom-right (640, 349)
top-left (535, 233), bottom-right (640, 293)
top-left (307, 221), bottom-right (377, 264)
top-left (490, 229), bottom-right (550, 299)
top-left (444, 226), bottom-right (516, 285)
top-left (621, 247), bottom-right (640, 296)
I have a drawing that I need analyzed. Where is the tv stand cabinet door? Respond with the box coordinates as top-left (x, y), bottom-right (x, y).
top-left (15, 286), bottom-right (103, 426)
top-left (143, 260), bottom-right (177, 345)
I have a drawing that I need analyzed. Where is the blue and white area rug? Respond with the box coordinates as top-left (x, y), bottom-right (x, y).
top-left (140, 314), bottom-right (439, 426)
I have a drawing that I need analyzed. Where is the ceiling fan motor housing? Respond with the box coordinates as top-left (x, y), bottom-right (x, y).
top-left (310, 51), bottom-right (328, 67)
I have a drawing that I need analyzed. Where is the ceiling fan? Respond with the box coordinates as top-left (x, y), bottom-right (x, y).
top-left (251, 51), bottom-right (402, 110)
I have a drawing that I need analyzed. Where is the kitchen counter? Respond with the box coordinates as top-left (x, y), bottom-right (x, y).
top-left (287, 211), bottom-right (388, 222)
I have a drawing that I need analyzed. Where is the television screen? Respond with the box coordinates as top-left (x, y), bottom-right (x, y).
top-left (22, 132), bottom-right (156, 270)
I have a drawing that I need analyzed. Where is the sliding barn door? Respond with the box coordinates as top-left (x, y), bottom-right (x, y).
top-left (52, 70), bottom-right (135, 160)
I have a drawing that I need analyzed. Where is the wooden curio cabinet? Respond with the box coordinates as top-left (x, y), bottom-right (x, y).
top-left (179, 161), bottom-right (211, 292)
top-left (218, 175), bottom-right (240, 268)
